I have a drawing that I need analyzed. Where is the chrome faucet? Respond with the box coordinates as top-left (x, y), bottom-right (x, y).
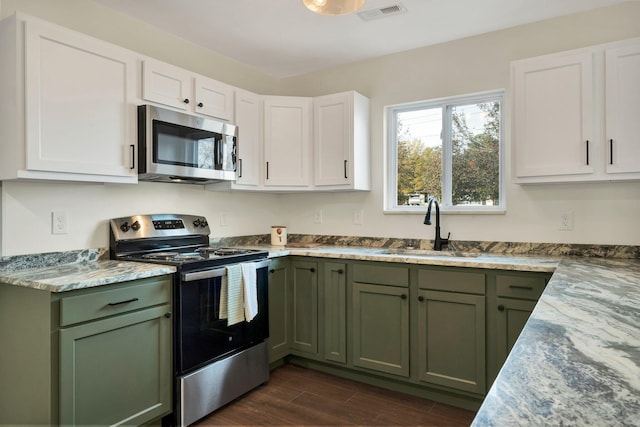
top-left (423, 198), bottom-right (450, 251)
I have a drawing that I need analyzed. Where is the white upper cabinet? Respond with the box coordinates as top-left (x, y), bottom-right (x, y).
top-left (512, 37), bottom-right (640, 183)
top-left (512, 50), bottom-right (595, 182)
top-left (0, 13), bottom-right (138, 183)
top-left (605, 43), bottom-right (640, 175)
top-left (142, 58), bottom-right (234, 121)
top-left (313, 91), bottom-right (370, 191)
top-left (263, 96), bottom-right (313, 188)
top-left (206, 89), bottom-right (263, 192)
top-left (234, 89), bottom-right (263, 187)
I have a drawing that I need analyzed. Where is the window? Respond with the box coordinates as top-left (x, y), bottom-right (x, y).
top-left (385, 91), bottom-right (504, 213)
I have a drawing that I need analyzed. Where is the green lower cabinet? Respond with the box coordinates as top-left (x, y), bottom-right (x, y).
top-left (495, 297), bottom-right (537, 366)
top-left (493, 271), bottom-right (549, 369)
top-left (0, 275), bottom-right (172, 426)
top-left (59, 305), bottom-right (172, 426)
top-left (268, 258), bottom-right (291, 363)
top-left (352, 282), bottom-right (410, 377)
top-left (417, 289), bottom-right (486, 394)
top-left (322, 262), bottom-right (347, 364)
top-left (291, 260), bottom-right (319, 355)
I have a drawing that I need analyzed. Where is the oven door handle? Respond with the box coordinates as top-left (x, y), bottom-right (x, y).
top-left (181, 259), bottom-right (271, 282)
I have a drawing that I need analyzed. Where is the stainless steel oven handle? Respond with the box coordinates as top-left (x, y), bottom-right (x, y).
top-left (181, 259), bottom-right (271, 282)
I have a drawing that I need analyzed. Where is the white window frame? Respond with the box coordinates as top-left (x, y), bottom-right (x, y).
top-left (384, 90), bottom-right (506, 214)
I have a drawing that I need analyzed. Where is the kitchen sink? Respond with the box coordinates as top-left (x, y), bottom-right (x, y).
top-left (381, 248), bottom-right (480, 258)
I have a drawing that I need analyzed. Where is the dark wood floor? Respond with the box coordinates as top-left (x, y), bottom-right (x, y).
top-left (194, 364), bottom-right (476, 426)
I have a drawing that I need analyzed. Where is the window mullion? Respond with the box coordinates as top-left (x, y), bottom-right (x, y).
top-left (386, 109), bottom-right (398, 210)
top-left (442, 105), bottom-right (453, 207)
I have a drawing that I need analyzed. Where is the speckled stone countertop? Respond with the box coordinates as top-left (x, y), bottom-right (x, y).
top-left (0, 259), bottom-right (175, 293)
top-left (472, 257), bottom-right (640, 426)
top-left (263, 245), bottom-right (560, 272)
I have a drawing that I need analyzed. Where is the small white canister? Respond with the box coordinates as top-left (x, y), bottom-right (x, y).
top-left (271, 226), bottom-right (287, 246)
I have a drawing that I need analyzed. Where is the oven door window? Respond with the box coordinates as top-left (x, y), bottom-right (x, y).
top-left (178, 269), bottom-right (268, 374)
top-left (153, 121), bottom-right (220, 170)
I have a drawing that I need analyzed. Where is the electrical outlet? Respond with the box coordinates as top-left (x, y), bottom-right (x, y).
top-left (313, 209), bottom-right (323, 224)
top-left (52, 211), bottom-right (67, 234)
top-left (353, 209), bottom-right (363, 225)
top-left (559, 210), bottom-right (573, 231)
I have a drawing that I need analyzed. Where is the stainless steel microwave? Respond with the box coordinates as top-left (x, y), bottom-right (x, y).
top-left (137, 105), bottom-right (237, 184)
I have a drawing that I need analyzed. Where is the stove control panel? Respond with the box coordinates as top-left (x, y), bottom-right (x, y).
top-left (153, 219), bottom-right (185, 230)
top-left (110, 214), bottom-right (210, 241)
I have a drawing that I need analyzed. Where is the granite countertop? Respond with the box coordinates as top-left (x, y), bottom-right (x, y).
top-left (472, 257), bottom-right (640, 426)
top-left (0, 260), bottom-right (176, 292)
top-left (264, 245), bottom-right (560, 272)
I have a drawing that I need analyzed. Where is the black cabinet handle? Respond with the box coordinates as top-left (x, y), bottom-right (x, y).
top-left (509, 285), bottom-right (533, 291)
top-left (498, 305), bottom-right (505, 311)
top-left (238, 159), bottom-right (243, 178)
top-left (197, 102), bottom-right (204, 108)
top-left (164, 312), bottom-right (172, 318)
top-left (586, 140), bottom-right (590, 165)
top-left (610, 139), bottom-right (614, 165)
top-left (418, 296), bottom-right (424, 302)
top-left (310, 268), bottom-right (316, 273)
top-left (400, 294), bottom-right (407, 300)
top-left (183, 98), bottom-right (190, 104)
top-left (266, 161), bottom-right (269, 180)
top-left (107, 297), bottom-right (139, 307)
top-left (344, 160), bottom-right (348, 179)
top-left (129, 144), bottom-right (135, 170)
top-left (269, 269), bottom-right (275, 273)
top-left (337, 269), bottom-right (344, 274)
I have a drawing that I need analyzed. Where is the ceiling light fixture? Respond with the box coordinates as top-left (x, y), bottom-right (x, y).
top-left (302, 0), bottom-right (366, 16)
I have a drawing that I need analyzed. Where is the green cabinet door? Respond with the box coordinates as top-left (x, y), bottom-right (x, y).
top-left (417, 290), bottom-right (486, 394)
top-left (323, 262), bottom-right (347, 363)
top-left (291, 260), bottom-right (319, 355)
top-left (59, 304), bottom-right (172, 426)
top-left (352, 282), bottom-right (409, 377)
top-left (495, 297), bottom-right (537, 366)
top-left (268, 258), bottom-right (291, 363)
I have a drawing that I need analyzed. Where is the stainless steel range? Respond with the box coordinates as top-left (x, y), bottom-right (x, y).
top-left (110, 214), bottom-right (270, 427)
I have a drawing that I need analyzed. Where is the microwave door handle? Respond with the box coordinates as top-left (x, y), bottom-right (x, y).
top-left (215, 137), bottom-right (224, 169)
top-left (180, 259), bottom-right (270, 282)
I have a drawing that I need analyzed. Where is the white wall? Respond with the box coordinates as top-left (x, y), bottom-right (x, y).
top-left (280, 2), bottom-right (640, 246)
top-left (1, 1), bottom-right (639, 256)
top-left (1, 181), bottom-right (285, 255)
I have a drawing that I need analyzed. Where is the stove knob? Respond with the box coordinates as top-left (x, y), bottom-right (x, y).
top-left (120, 221), bottom-right (130, 232)
top-left (131, 221), bottom-right (140, 231)
top-left (200, 218), bottom-right (208, 227)
top-left (193, 219), bottom-right (201, 228)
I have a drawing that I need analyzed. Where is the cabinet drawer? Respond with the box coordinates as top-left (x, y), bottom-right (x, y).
top-left (418, 269), bottom-right (485, 294)
top-left (60, 276), bottom-right (171, 326)
top-left (496, 274), bottom-right (547, 300)
top-left (352, 263), bottom-right (409, 287)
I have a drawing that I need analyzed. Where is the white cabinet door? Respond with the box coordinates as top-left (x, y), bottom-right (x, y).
top-left (605, 43), bottom-right (640, 175)
top-left (142, 58), bottom-right (234, 121)
top-left (142, 58), bottom-right (191, 111)
top-left (314, 91), bottom-right (370, 190)
top-left (194, 76), bottom-right (234, 121)
top-left (512, 50), bottom-right (595, 181)
top-left (233, 89), bottom-right (262, 187)
top-left (314, 92), bottom-right (350, 186)
top-left (264, 96), bottom-right (312, 188)
top-left (23, 18), bottom-right (137, 180)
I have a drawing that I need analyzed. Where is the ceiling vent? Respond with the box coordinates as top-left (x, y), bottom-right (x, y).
top-left (357, 3), bottom-right (407, 21)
